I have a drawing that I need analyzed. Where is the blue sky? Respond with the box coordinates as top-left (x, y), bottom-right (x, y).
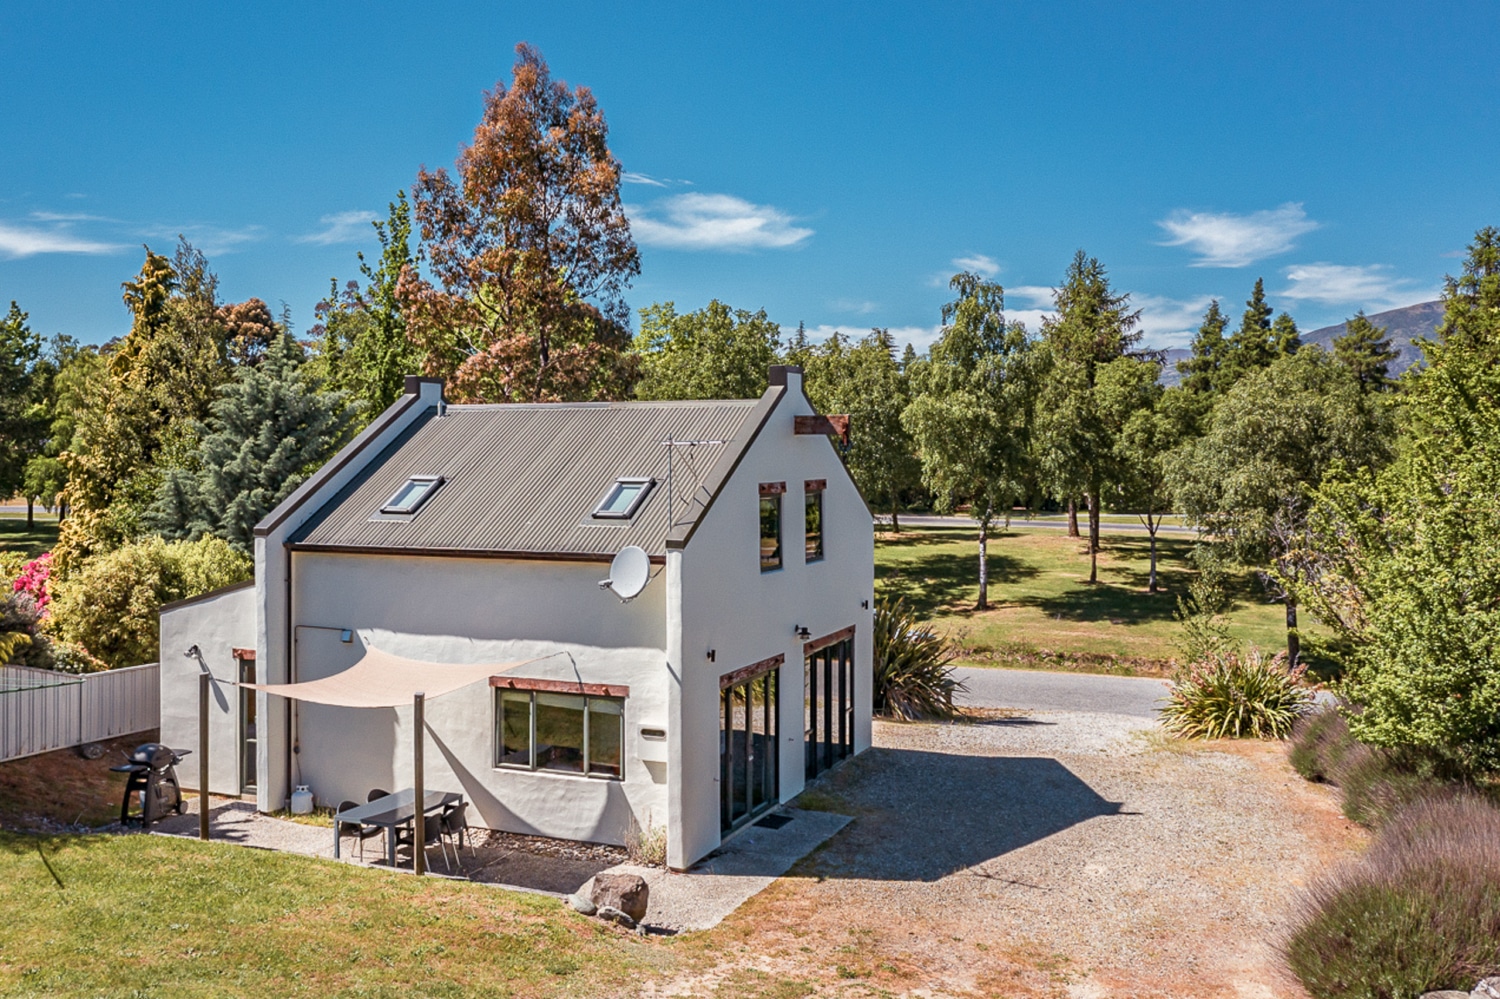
top-left (2, 2), bottom-right (1497, 352)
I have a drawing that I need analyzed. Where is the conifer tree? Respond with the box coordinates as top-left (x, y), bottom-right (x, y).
top-left (1332, 311), bottom-right (1399, 392)
top-left (1270, 311), bottom-right (1301, 356)
top-left (147, 335), bottom-right (357, 551)
top-left (1178, 299), bottom-right (1228, 394)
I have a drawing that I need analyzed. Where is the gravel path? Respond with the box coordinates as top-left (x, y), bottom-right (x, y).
top-left (703, 710), bottom-right (1362, 998)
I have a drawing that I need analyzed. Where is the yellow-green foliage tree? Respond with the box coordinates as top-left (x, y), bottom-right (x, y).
top-left (50, 536), bottom-right (251, 669)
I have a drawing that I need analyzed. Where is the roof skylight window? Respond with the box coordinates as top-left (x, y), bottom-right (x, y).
top-left (381, 475), bottom-right (444, 515)
top-left (592, 477), bottom-right (655, 520)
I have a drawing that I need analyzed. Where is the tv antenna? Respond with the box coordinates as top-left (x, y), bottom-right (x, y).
top-left (662, 437), bottom-right (727, 531)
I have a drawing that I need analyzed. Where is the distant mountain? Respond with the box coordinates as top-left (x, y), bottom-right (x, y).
top-left (1301, 299), bottom-right (1442, 376)
top-left (1156, 300), bottom-right (1442, 388)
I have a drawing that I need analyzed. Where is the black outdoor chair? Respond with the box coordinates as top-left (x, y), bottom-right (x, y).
top-left (439, 801), bottom-right (473, 869)
top-left (395, 812), bottom-right (449, 872)
top-left (367, 788), bottom-right (391, 803)
top-left (336, 799), bottom-right (382, 862)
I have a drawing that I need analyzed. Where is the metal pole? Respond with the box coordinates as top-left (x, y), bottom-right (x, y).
top-left (199, 671), bottom-right (210, 841)
top-left (413, 691), bottom-right (425, 876)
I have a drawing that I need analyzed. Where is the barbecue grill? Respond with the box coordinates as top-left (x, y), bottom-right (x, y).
top-left (111, 743), bottom-right (190, 826)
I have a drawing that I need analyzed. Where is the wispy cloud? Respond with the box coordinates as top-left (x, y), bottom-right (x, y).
top-left (29, 210), bottom-right (117, 223)
top-left (147, 224), bottom-right (265, 256)
top-left (952, 253), bottom-right (1000, 278)
top-left (1158, 202), bottom-right (1319, 267)
top-left (295, 210), bottom-right (378, 246)
top-left (1134, 293), bottom-right (1219, 349)
top-left (622, 171), bottom-right (669, 187)
top-left (829, 298), bottom-right (880, 315)
top-left (0, 220), bottom-right (120, 258)
top-left (1279, 263), bottom-right (1435, 311)
top-left (1006, 285), bottom-right (1056, 309)
top-left (629, 193), bottom-right (812, 251)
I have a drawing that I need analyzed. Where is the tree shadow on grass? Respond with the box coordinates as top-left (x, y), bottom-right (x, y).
top-left (877, 547), bottom-right (1039, 618)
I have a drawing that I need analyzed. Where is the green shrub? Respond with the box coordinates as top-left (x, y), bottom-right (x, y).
top-left (1159, 648), bottom-right (1313, 740)
top-left (49, 535), bottom-right (251, 669)
top-left (872, 595), bottom-right (965, 719)
top-left (1285, 794), bottom-right (1500, 999)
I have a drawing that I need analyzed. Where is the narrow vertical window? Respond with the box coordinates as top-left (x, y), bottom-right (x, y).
top-left (759, 482), bottom-right (784, 572)
top-left (804, 479), bottom-right (825, 563)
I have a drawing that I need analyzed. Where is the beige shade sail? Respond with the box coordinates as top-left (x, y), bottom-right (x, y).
top-left (241, 646), bottom-right (533, 708)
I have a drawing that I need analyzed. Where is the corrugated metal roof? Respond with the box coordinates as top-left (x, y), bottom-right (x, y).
top-left (290, 399), bottom-right (761, 558)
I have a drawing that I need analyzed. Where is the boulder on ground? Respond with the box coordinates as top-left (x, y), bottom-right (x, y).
top-left (1419, 992), bottom-right (1468, 999)
top-left (591, 872), bottom-right (649, 923)
top-left (595, 904), bottom-right (636, 929)
top-left (566, 892), bottom-right (596, 916)
top-left (1473, 980), bottom-right (1500, 999)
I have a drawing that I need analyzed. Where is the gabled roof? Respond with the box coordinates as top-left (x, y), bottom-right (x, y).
top-left (289, 394), bottom-right (779, 561)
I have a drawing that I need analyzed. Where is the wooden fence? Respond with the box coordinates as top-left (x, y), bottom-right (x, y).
top-left (0, 662), bottom-right (160, 763)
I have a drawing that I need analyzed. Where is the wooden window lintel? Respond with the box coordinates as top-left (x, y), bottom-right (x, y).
top-left (490, 676), bottom-right (630, 699)
top-left (231, 647), bottom-right (256, 661)
top-left (719, 653), bottom-right (785, 690)
top-left (758, 481), bottom-right (787, 496)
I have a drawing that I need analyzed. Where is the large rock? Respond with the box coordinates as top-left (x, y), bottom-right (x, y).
top-left (590, 873), bottom-right (649, 924)
top-left (1420, 992), bottom-right (1468, 999)
top-left (1473, 980), bottom-right (1500, 999)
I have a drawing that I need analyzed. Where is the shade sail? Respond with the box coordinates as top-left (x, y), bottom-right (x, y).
top-left (242, 646), bottom-right (531, 708)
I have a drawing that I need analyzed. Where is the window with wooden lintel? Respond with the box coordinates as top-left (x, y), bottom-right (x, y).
top-left (495, 689), bottom-right (624, 779)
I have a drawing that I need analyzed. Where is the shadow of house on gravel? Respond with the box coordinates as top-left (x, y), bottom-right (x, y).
top-left (794, 748), bottom-right (1126, 882)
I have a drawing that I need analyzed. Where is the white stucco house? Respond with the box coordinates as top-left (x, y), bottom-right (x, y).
top-left (159, 366), bottom-right (874, 869)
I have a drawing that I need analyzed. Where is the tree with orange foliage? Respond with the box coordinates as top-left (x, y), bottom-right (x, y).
top-left (400, 44), bottom-right (640, 402)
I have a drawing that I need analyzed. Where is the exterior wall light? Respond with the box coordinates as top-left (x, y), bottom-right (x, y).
top-left (794, 625), bottom-right (811, 641)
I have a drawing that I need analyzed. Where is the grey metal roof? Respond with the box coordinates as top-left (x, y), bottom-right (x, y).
top-left (290, 399), bottom-right (765, 559)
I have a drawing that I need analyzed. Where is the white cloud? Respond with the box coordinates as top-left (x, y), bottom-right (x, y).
top-left (1005, 309), bottom-right (1054, 333)
top-left (1157, 202), bottom-right (1319, 267)
top-left (1279, 263), bottom-right (1435, 311)
top-left (629, 193), bottom-right (812, 251)
top-left (1133, 293), bottom-right (1219, 349)
top-left (29, 210), bottom-right (116, 223)
top-left (0, 220), bottom-right (119, 258)
top-left (1006, 285), bottom-right (1056, 308)
top-left (621, 171), bottom-right (668, 187)
top-left (147, 224), bottom-right (265, 256)
top-left (295, 210), bottom-right (378, 246)
top-left (952, 253), bottom-right (1000, 278)
top-left (829, 298), bottom-right (880, 315)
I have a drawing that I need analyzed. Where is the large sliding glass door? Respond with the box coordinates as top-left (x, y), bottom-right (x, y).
top-left (804, 634), bottom-right (854, 782)
top-left (720, 664), bottom-right (779, 834)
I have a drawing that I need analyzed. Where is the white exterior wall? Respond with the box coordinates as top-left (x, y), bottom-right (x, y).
top-left (159, 583), bottom-right (257, 795)
top-left (669, 372), bottom-right (876, 868)
top-left (255, 380), bottom-right (444, 812)
top-left (287, 551), bottom-right (669, 845)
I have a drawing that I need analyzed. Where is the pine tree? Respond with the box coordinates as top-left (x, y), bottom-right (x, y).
top-left (1178, 300), bottom-right (1228, 394)
top-left (1271, 311), bottom-right (1301, 356)
top-left (1332, 311), bottom-right (1398, 392)
top-left (147, 335), bottom-right (357, 551)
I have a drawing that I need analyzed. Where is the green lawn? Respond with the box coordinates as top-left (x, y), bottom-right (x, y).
top-left (876, 525), bottom-right (1313, 673)
top-left (0, 514), bottom-right (59, 561)
top-left (0, 831), bottom-right (682, 998)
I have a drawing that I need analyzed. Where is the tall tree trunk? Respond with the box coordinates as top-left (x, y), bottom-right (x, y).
top-left (1285, 598), bottom-right (1300, 667)
top-left (976, 506), bottom-right (991, 610)
top-left (26, 497), bottom-right (34, 529)
top-left (1067, 498), bottom-right (1080, 537)
top-left (1087, 493), bottom-right (1100, 583)
top-left (889, 496), bottom-right (900, 534)
top-left (1146, 515), bottom-right (1159, 593)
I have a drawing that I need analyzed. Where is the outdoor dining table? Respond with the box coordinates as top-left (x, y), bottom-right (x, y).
top-left (333, 789), bottom-right (463, 867)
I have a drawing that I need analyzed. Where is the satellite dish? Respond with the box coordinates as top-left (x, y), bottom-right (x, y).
top-left (601, 546), bottom-right (651, 602)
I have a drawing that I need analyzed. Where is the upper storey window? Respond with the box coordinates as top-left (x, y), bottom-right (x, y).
top-left (381, 476), bottom-right (443, 515)
top-left (805, 479), bottom-right (825, 562)
top-left (759, 482), bottom-right (785, 572)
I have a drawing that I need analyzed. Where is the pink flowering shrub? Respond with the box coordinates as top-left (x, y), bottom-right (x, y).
top-left (12, 553), bottom-right (52, 613)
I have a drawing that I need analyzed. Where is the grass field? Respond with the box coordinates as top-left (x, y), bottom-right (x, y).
top-left (0, 514), bottom-right (59, 561)
top-left (0, 830), bottom-right (685, 998)
top-left (875, 524), bottom-right (1312, 673)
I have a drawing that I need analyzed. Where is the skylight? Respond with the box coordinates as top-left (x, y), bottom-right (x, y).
top-left (381, 476), bottom-right (444, 515)
top-left (592, 477), bottom-right (655, 520)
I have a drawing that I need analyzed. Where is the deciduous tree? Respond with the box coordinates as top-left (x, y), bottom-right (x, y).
top-left (400, 44), bottom-right (640, 403)
top-left (631, 300), bottom-right (779, 400)
top-left (903, 274), bottom-right (1036, 609)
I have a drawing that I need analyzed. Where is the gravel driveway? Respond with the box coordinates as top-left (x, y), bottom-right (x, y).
top-left (688, 689), bottom-right (1363, 998)
top-left (955, 666), bottom-right (1169, 719)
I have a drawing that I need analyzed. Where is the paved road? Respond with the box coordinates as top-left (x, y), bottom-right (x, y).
top-left (878, 513), bottom-right (1195, 535)
top-left (954, 666), bottom-right (1169, 720)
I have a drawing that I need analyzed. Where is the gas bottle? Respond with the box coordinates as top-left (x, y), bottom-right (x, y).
top-left (291, 785), bottom-right (314, 815)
